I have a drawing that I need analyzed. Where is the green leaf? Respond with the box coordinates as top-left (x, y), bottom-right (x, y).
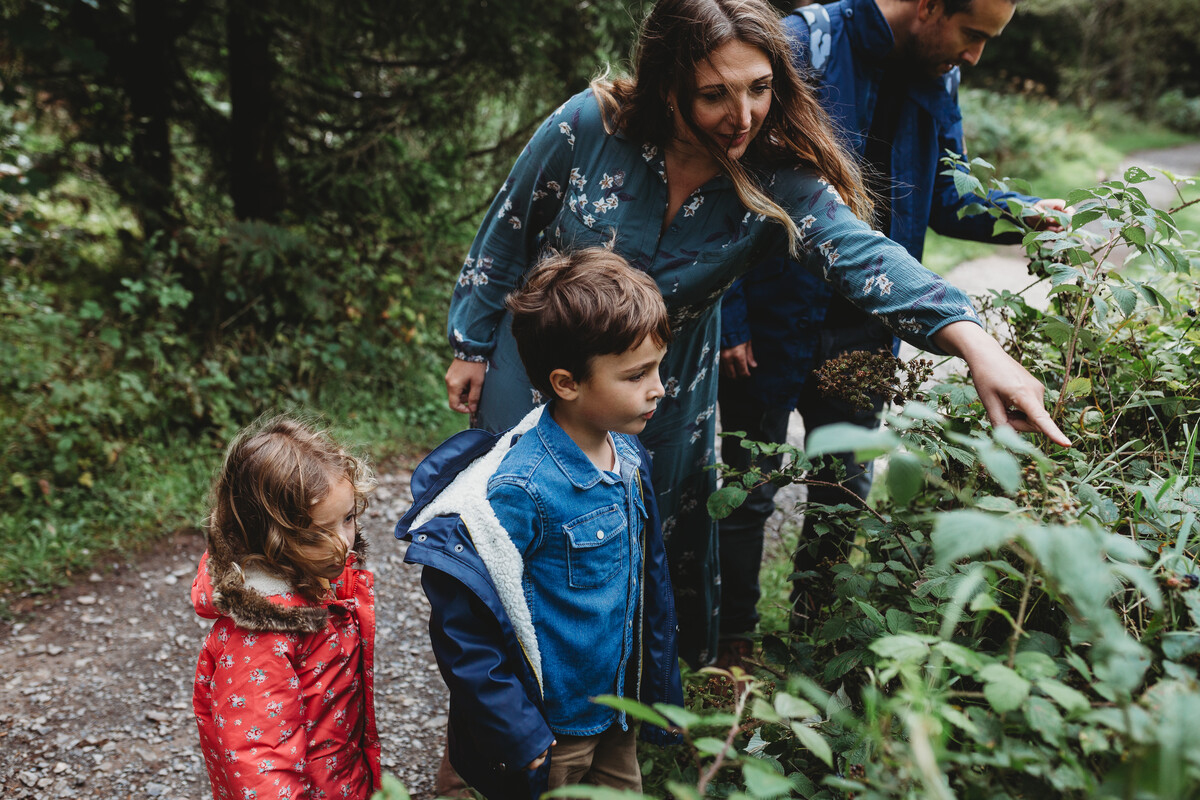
top-left (790, 722), bottom-right (834, 767)
top-left (869, 634), bottom-right (932, 663)
top-left (771, 693), bottom-right (817, 723)
top-left (1071, 208), bottom-right (1104, 227)
top-left (694, 737), bottom-right (734, 757)
top-left (1025, 695), bottom-right (1065, 746)
top-left (1109, 285), bottom-right (1138, 317)
top-left (941, 705), bottom-right (981, 737)
top-left (1038, 678), bottom-right (1091, 716)
top-left (1124, 165), bottom-right (1153, 183)
top-left (805, 424), bottom-right (900, 460)
top-left (1061, 376), bottom-right (1092, 401)
top-left (978, 663), bottom-right (1032, 713)
top-left (1066, 188), bottom-right (1096, 206)
top-left (742, 761), bottom-right (793, 799)
top-left (591, 696), bottom-right (672, 730)
top-left (885, 451), bottom-right (925, 507)
top-left (935, 641), bottom-right (990, 674)
top-left (993, 218), bottom-right (1023, 237)
top-left (977, 445), bottom-right (1021, 492)
top-left (655, 704), bottom-right (702, 731)
top-left (707, 485), bottom-right (748, 520)
top-left (931, 510), bottom-right (1022, 565)
top-left (751, 698), bottom-right (782, 723)
top-left (1162, 632), bottom-right (1200, 662)
top-left (1122, 225), bottom-right (1147, 247)
top-left (1014, 650), bottom-right (1059, 681)
top-left (852, 598), bottom-right (887, 629)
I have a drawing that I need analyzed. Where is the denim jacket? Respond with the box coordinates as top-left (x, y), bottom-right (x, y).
top-left (395, 406), bottom-right (681, 800)
top-left (720, 0), bottom-right (1040, 407)
top-left (487, 406), bottom-right (647, 735)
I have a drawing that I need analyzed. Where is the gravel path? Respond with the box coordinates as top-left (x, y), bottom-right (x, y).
top-left (0, 468), bottom-right (450, 800)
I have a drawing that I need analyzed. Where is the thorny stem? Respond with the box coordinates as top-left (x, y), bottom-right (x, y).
top-left (695, 677), bottom-right (753, 795)
top-left (1008, 559), bottom-right (1037, 668)
top-left (1053, 231), bottom-right (1122, 422)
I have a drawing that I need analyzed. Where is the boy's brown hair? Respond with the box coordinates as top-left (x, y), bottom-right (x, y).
top-left (506, 247), bottom-right (672, 400)
top-left (207, 416), bottom-right (375, 604)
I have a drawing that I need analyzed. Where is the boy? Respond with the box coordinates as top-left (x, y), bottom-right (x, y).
top-left (395, 248), bottom-right (682, 800)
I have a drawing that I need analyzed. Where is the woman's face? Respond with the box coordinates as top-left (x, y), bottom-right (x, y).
top-left (672, 39), bottom-right (773, 162)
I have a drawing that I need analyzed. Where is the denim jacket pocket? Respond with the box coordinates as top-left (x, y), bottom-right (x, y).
top-left (562, 504), bottom-right (626, 589)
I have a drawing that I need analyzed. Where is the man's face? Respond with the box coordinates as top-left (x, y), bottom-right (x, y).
top-left (906, 0), bottom-right (1016, 77)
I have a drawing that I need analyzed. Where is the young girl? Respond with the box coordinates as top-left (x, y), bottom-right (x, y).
top-left (192, 416), bottom-right (381, 800)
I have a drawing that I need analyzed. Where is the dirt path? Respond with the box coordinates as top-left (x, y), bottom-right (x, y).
top-left (0, 469), bottom-right (450, 800)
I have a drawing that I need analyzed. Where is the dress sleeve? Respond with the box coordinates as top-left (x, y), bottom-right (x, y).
top-left (447, 94), bottom-right (586, 361)
top-left (205, 632), bottom-right (313, 797)
top-left (781, 169), bottom-right (980, 355)
top-left (719, 277), bottom-right (752, 349)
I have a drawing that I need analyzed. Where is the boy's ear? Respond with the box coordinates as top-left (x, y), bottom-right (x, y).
top-left (548, 368), bottom-right (579, 402)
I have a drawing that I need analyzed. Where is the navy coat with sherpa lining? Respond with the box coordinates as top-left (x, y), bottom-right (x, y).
top-left (394, 406), bottom-right (682, 800)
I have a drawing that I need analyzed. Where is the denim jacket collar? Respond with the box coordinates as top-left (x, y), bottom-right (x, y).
top-left (536, 405), bottom-right (637, 491)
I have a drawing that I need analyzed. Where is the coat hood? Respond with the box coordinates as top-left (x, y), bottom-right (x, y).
top-left (397, 405), bottom-right (545, 688)
top-left (192, 521), bottom-right (369, 635)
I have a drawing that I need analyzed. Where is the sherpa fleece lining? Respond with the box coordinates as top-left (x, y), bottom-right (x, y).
top-left (411, 405), bottom-right (545, 691)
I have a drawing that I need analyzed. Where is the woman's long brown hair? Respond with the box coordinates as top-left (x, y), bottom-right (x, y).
top-left (593, 0), bottom-right (872, 256)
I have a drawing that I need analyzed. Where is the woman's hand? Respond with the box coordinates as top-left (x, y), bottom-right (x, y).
top-left (445, 358), bottom-right (486, 415)
top-left (932, 321), bottom-right (1071, 448)
top-left (720, 341), bottom-right (757, 379)
top-left (526, 742), bottom-right (555, 771)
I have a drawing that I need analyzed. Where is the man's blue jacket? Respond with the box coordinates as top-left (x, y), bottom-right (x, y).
top-left (394, 407), bottom-right (682, 800)
top-left (721, 0), bottom-right (1040, 407)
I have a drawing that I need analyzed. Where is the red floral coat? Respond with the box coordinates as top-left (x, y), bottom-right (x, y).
top-left (192, 546), bottom-right (381, 800)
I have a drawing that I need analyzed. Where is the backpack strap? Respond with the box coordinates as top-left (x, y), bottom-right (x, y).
top-left (790, 2), bottom-right (833, 78)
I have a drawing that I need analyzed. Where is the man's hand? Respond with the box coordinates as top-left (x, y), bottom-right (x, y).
top-left (1025, 198), bottom-right (1073, 233)
top-left (720, 341), bottom-right (757, 379)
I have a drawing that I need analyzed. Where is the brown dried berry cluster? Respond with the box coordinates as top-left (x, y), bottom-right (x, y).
top-left (814, 350), bottom-right (934, 411)
top-left (1015, 463), bottom-right (1080, 523)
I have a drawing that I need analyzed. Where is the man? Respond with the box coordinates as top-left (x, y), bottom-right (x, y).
top-left (716, 0), bottom-right (1068, 660)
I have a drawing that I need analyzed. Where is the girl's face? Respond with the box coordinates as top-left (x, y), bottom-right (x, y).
top-left (671, 39), bottom-right (773, 162)
top-left (311, 476), bottom-right (357, 551)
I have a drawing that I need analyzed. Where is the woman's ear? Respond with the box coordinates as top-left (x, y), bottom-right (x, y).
top-left (548, 368), bottom-right (579, 402)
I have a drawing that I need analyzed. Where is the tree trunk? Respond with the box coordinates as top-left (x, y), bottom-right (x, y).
top-left (130, 0), bottom-right (176, 236)
top-left (227, 0), bottom-right (283, 222)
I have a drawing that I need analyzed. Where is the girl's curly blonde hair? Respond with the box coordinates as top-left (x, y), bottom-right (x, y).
top-left (208, 416), bottom-right (376, 603)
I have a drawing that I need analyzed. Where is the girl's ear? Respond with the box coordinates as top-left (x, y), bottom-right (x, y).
top-left (548, 368), bottom-right (579, 402)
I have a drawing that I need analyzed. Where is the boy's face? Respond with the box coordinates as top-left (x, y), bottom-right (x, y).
top-left (569, 336), bottom-right (667, 437)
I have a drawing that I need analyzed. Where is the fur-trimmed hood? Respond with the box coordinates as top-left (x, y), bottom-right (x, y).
top-left (191, 528), bottom-right (369, 635)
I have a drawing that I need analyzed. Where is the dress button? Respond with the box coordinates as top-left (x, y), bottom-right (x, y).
top-left (596, 530), bottom-right (605, 539)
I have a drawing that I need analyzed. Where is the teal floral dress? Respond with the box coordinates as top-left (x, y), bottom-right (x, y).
top-left (447, 89), bottom-right (977, 665)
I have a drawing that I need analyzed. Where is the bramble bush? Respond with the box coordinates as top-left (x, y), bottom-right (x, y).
top-left (371, 162), bottom-right (1200, 800)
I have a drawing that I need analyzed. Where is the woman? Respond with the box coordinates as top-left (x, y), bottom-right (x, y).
top-left (443, 0), bottom-right (1068, 667)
